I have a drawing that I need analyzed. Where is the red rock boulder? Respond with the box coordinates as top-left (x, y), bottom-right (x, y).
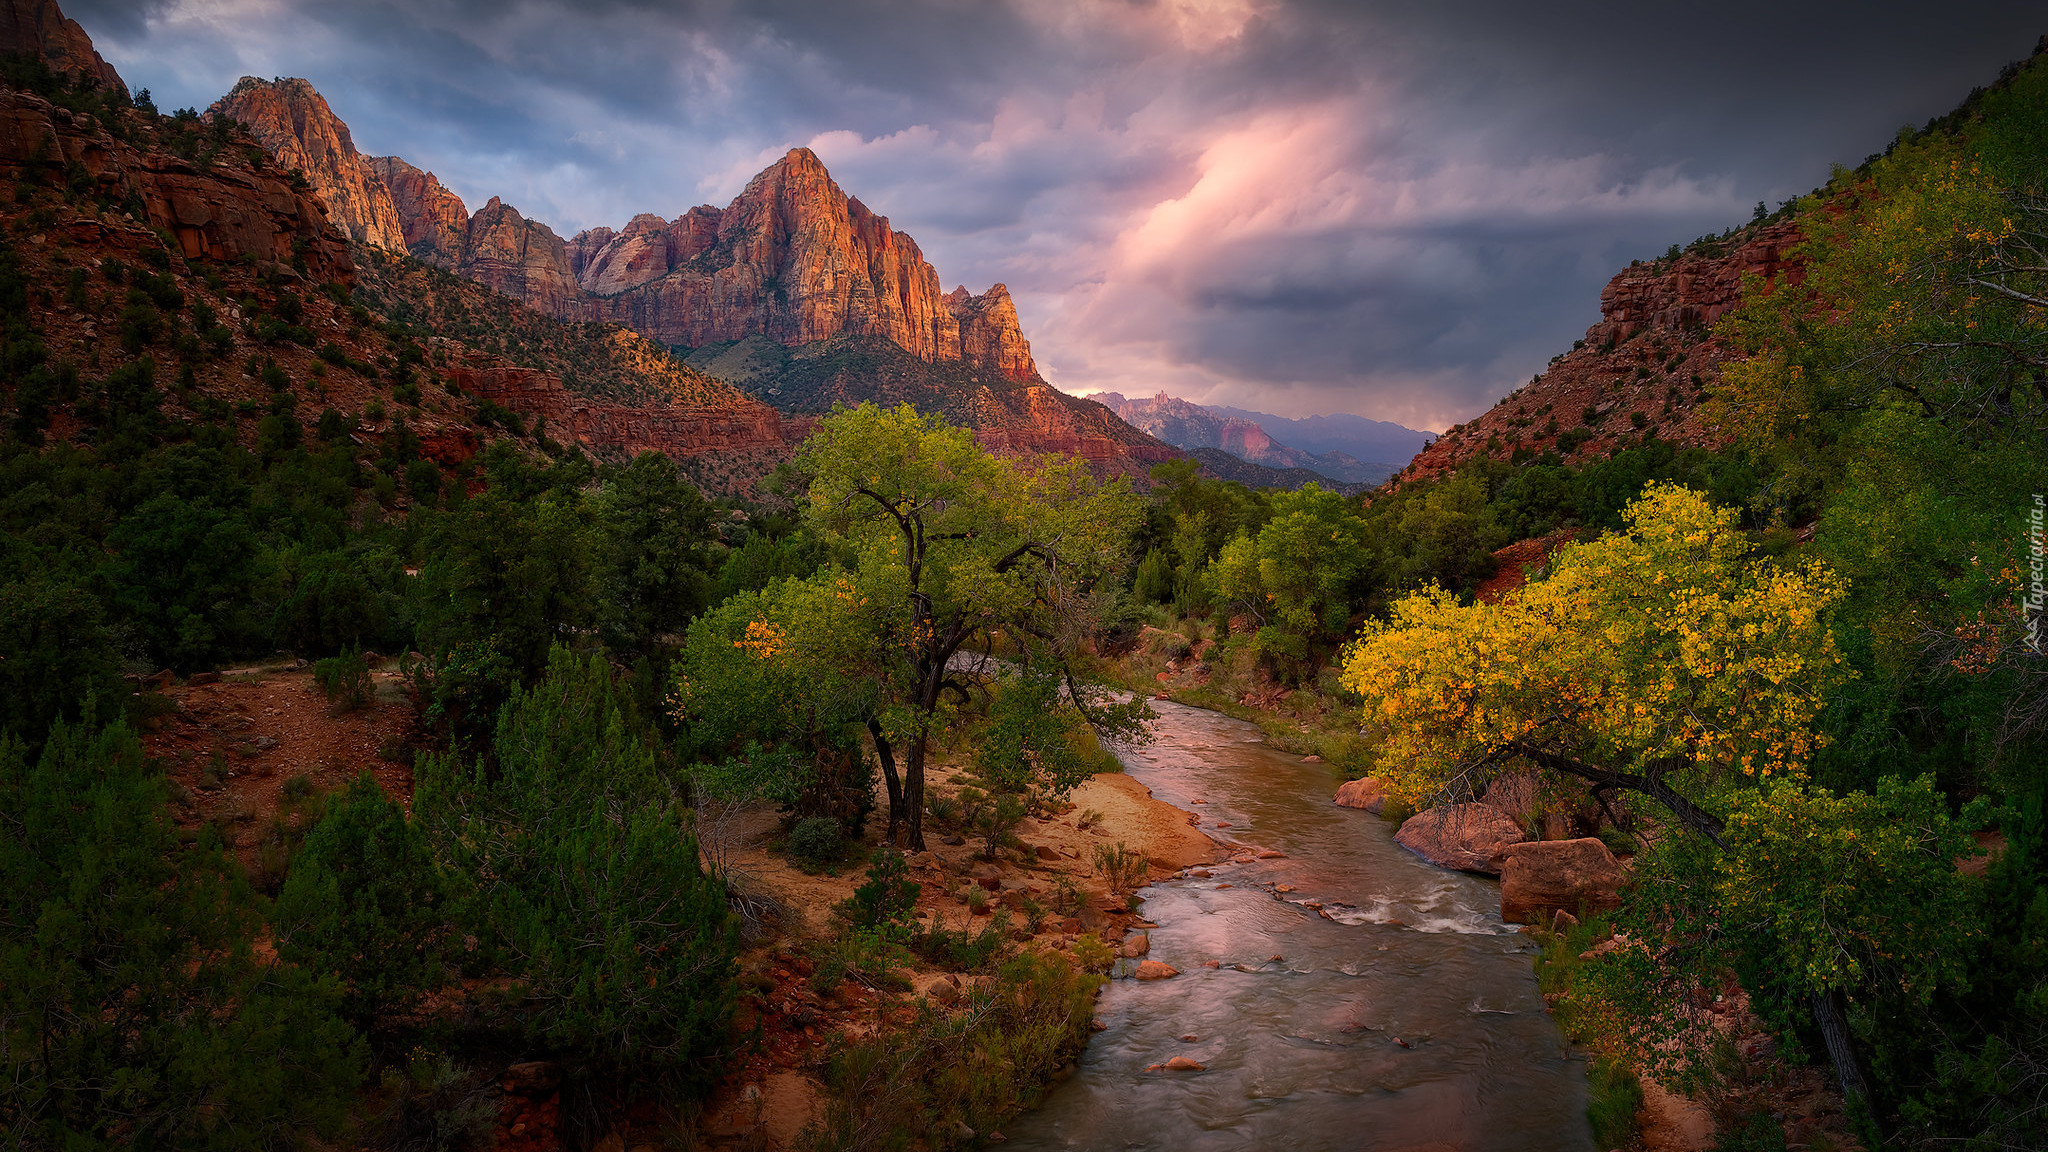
top-left (1393, 804), bottom-right (1527, 875)
top-left (1498, 837), bottom-right (1628, 924)
top-left (1333, 776), bottom-right (1388, 813)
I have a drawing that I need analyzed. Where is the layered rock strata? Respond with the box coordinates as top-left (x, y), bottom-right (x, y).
top-left (365, 154), bottom-right (468, 266)
top-left (0, 86), bottom-right (351, 282)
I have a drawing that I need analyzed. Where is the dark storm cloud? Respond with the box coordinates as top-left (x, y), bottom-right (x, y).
top-left (71, 0), bottom-right (2048, 426)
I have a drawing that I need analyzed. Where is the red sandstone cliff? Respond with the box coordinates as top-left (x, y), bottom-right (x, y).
top-left (364, 154), bottom-right (469, 267)
top-left (456, 196), bottom-right (585, 317)
top-left (0, 0), bottom-right (121, 90)
top-left (1395, 221), bottom-right (1804, 485)
top-left (0, 87), bottom-right (351, 281)
top-left (544, 149), bottom-right (1035, 379)
top-left (209, 77), bottom-right (406, 252)
top-left (212, 77), bottom-right (1048, 382)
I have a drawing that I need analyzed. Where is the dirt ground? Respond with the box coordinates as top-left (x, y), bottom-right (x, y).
top-left (137, 659), bottom-right (413, 878)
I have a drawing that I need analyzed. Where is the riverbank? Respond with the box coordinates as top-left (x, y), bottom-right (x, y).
top-left (691, 755), bottom-right (1220, 1149)
top-left (1093, 628), bottom-right (1859, 1152)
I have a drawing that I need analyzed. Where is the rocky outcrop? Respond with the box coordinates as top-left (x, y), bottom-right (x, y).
top-left (445, 352), bottom-right (787, 460)
top-left (0, 87), bottom-right (351, 282)
top-left (1498, 837), bottom-right (1628, 924)
top-left (1393, 804), bottom-right (1527, 875)
top-left (365, 154), bottom-right (467, 267)
top-left (0, 0), bottom-right (122, 90)
top-left (209, 77), bottom-right (406, 251)
top-left (1332, 776), bottom-right (1388, 813)
top-left (457, 196), bottom-right (583, 316)
top-left (1394, 220), bottom-right (1805, 487)
top-left (946, 283), bottom-right (1034, 380)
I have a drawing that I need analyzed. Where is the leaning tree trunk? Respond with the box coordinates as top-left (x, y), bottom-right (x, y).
top-left (866, 719), bottom-right (905, 843)
top-left (1811, 990), bottom-right (1879, 1133)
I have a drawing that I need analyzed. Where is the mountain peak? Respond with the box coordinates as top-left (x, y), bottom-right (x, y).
top-left (210, 75), bottom-right (408, 251)
top-left (0, 0), bottom-right (123, 90)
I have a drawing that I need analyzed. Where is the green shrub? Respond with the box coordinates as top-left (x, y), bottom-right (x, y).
top-left (788, 814), bottom-right (845, 867)
top-left (0, 716), bottom-right (364, 1146)
top-left (802, 950), bottom-right (1099, 1151)
top-left (1092, 841), bottom-right (1147, 895)
top-left (413, 647), bottom-right (738, 1084)
top-left (907, 912), bottom-right (1009, 971)
top-left (313, 648), bottom-right (372, 713)
top-left (839, 848), bottom-right (919, 929)
top-left (1587, 1056), bottom-right (1645, 1148)
top-left (271, 773), bottom-right (448, 1024)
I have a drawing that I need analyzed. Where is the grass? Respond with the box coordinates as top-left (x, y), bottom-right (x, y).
top-left (1534, 913), bottom-right (1646, 1149)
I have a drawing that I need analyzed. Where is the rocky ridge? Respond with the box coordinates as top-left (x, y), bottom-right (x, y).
top-left (0, 87), bottom-right (350, 283)
top-left (208, 80), bottom-right (1044, 386)
top-left (212, 80), bottom-right (1186, 478)
top-left (210, 76), bottom-right (407, 251)
top-left (0, 0), bottom-right (121, 90)
top-left (1393, 221), bottom-right (1804, 487)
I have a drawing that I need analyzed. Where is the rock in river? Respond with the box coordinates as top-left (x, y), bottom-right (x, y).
top-left (1393, 803), bottom-right (1527, 875)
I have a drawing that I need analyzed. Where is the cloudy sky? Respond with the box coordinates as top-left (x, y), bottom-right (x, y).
top-left (72, 0), bottom-right (2047, 429)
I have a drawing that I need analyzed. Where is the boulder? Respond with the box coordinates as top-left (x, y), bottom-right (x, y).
top-left (1393, 804), bottom-right (1527, 874)
top-left (1120, 933), bottom-right (1150, 958)
top-left (1332, 776), bottom-right (1388, 813)
top-left (1133, 960), bottom-right (1178, 980)
top-left (1478, 771), bottom-right (1540, 825)
top-left (501, 1060), bottom-right (562, 1096)
top-left (1499, 837), bottom-right (1627, 923)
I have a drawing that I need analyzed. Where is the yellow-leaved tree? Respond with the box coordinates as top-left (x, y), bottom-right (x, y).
top-left (1342, 482), bottom-right (1849, 843)
top-left (1343, 483), bottom-right (1991, 1122)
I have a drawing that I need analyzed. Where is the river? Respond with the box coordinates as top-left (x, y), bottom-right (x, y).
top-left (1003, 699), bottom-right (1596, 1151)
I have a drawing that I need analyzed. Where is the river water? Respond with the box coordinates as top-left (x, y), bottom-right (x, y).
top-left (1003, 700), bottom-right (1595, 1152)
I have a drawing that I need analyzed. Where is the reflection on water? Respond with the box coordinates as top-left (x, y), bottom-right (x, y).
top-left (1003, 700), bottom-right (1594, 1152)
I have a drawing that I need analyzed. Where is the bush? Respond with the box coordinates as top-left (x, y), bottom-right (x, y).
top-left (0, 716), bottom-right (364, 1146)
top-left (1092, 841), bottom-right (1148, 895)
top-left (413, 647), bottom-right (738, 1084)
top-left (271, 773), bottom-right (449, 1024)
top-left (839, 848), bottom-right (919, 929)
top-left (313, 648), bottom-right (372, 713)
top-left (788, 814), bottom-right (845, 867)
top-left (803, 950), bottom-right (1099, 1151)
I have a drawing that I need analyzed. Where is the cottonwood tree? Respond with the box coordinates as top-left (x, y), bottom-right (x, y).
top-left (1341, 484), bottom-right (1979, 1121)
top-left (691, 403), bottom-right (1146, 851)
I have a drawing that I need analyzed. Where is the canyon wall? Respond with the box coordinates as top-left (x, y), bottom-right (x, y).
top-left (1394, 221), bottom-right (1804, 485)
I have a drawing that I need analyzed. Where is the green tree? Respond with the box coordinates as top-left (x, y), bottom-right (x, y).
top-left (0, 717), bottom-right (363, 1147)
top-left (271, 773), bottom-right (450, 1026)
top-left (1212, 481), bottom-right (1368, 672)
top-left (790, 403), bottom-right (1146, 849)
top-left (592, 451), bottom-right (715, 657)
top-left (416, 647), bottom-right (739, 1084)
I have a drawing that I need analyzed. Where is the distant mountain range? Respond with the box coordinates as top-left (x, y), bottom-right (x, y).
top-left (1093, 393), bottom-right (1431, 488)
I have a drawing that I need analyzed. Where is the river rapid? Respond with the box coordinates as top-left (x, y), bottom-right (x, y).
top-left (1003, 699), bottom-right (1595, 1151)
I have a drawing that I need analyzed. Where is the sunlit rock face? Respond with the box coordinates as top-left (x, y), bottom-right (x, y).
top-left (210, 77), bottom-right (407, 252)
